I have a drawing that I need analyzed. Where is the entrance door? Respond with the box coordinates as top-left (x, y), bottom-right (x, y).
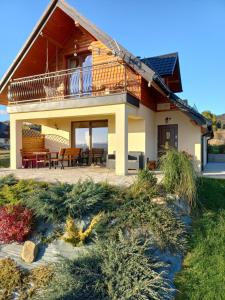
top-left (158, 124), bottom-right (178, 156)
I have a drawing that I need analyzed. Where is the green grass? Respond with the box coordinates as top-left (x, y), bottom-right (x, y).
top-left (0, 150), bottom-right (10, 168)
top-left (175, 178), bottom-right (225, 299)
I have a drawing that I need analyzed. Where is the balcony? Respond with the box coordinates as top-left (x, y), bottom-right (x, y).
top-left (8, 61), bottom-right (141, 104)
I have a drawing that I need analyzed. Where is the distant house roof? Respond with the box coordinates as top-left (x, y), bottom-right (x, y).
top-left (141, 53), bottom-right (178, 77)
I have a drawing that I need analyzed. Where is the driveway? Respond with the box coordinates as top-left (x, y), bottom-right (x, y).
top-left (202, 163), bottom-right (225, 179)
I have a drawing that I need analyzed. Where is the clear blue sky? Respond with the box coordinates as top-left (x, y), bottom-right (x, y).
top-left (0, 0), bottom-right (225, 121)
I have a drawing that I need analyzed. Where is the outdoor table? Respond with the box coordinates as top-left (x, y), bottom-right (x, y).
top-left (32, 151), bottom-right (49, 168)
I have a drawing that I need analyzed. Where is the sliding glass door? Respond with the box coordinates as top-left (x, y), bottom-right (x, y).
top-left (72, 120), bottom-right (108, 152)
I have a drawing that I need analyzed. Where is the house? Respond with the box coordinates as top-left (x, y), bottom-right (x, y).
top-left (0, 0), bottom-right (211, 175)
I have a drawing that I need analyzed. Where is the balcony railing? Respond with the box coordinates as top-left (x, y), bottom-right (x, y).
top-left (8, 61), bottom-right (141, 104)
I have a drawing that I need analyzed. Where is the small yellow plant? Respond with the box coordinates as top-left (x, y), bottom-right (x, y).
top-left (62, 213), bottom-right (102, 246)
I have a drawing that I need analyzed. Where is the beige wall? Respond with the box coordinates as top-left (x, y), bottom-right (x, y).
top-left (9, 101), bottom-right (203, 173)
top-left (155, 110), bottom-right (202, 170)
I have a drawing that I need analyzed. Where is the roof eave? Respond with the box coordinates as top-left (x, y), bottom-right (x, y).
top-left (153, 75), bottom-right (208, 127)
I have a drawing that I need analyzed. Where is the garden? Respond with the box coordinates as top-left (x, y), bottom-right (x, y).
top-left (0, 149), bottom-right (223, 299)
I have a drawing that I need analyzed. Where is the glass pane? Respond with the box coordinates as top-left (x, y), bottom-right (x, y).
top-left (75, 128), bottom-right (90, 150)
top-left (92, 127), bottom-right (108, 151)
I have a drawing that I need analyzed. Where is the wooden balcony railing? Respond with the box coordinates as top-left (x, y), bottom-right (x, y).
top-left (8, 61), bottom-right (141, 104)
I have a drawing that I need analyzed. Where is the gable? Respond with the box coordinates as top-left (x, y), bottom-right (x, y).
top-left (141, 53), bottom-right (182, 93)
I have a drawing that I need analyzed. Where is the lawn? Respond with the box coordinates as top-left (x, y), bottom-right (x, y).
top-left (0, 150), bottom-right (10, 168)
top-left (175, 178), bottom-right (225, 299)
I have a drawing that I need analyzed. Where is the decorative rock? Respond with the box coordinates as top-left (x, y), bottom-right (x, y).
top-left (21, 241), bottom-right (38, 263)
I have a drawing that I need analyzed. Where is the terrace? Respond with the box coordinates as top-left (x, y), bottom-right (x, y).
top-left (8, 61), bottom-right (141, 104)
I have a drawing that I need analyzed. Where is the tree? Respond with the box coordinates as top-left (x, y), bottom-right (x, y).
top-left (202, 110), bottom-right (217, 131)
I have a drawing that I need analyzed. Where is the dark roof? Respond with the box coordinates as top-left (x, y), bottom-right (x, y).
top-left (141, 53), bottom-right (178, 77)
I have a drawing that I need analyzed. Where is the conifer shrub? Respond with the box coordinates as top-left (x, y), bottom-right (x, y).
top-left (160, 149), bottom-right (197, 206)
top-left (62, 213), bottom-right (103, 246)
top-left (0, 204), bottom-right (33, 243)
top-left (0, 258), bottom-right (23, 299)
top-left (23, 180), bottom-right (118, 223)
top-left (0, 179), bottom-right (47, 206)
top-left (0, 174), bottom-right (18, 188)
top-left (23, 182), bottom-right (73, 223)
top-left (96, 195), bottom-right (187, 253)
top-left (36, 233), bottom-right (172, 300)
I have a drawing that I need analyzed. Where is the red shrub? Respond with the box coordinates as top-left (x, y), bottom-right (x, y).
top-left (0, 205), bottom-right (33, 243)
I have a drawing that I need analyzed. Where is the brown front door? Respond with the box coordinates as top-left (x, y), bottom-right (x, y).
top-left (158, 124), bottom-right (178, 156)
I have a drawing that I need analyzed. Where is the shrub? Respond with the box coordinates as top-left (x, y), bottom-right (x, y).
top-left (23, 182), bottom-right (72, 223)
top-left (37, 233), bottom-right (172, 300)
top-left (0, 204), bottom-right (33, 243)
top-left (96, 195), bottom-right (187, 253)
top-left (130, 169), bottom-right (158, 197)
top-left (62, 213), bottom-right (102, 246)
top-left (160, 149), bottom-right (197, 206)
top-left (100, 232), bottom-right (172, 300)
top-left (25, 265), bottom-right (55, 299)
top-left (0, 258), bottom-right (23, 299)
top-left (66, 180), bottom-right (118, 219)
top-left (35, 255), bottom-right (105, 300)
top-left (0, 174), bottom-right (17, 188)
top-left (0, 179), bottom-right (46, 206)
top-left (24, 180), bottom-right (118, 223)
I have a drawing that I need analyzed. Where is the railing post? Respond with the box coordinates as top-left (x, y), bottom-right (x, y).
top-left (123, 64), bottom-right (127, 92)
top-left (79, 68), bottom-right (82, 96)
top-left (8, 82), bottom-right (12, 102)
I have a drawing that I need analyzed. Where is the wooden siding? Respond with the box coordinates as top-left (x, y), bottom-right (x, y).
top-left (22, 136), bottom-right (45, 152)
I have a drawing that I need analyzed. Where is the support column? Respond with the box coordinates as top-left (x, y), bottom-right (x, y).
top-left (115, 105), bottom-right (128, 175)
top-left (10, 116), bottom-right (22, 169)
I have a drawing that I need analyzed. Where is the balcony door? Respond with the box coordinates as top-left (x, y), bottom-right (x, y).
top-left (67, 53), bottom-right (92, 96)
top-left (72, 120), bottom-right (108, 152)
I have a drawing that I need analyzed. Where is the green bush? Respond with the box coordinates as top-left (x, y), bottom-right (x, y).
top-left (23, 182), bottom-right (72, 223)
top-left (66, 180), bottom-right (119, 219)
top-left (99, 232), bottom-right (172, 300)
top-left (35, 255), bottom-right (105, 300)
top-left (208, 144), bottom-right (225, 154)
top-left (0, 179), bottom-right (46, 206)
top-left (36, 233), bottom-right (172, 300)
top-left (0, 174), bottom-right (17, 188)
top-left (130, 169), bottom-right (158, 197)
top-left (23, 180), bottom-right (119, 223)
top-left (96, 195), bottom-right (187, 253)
top-left (160, 149), bottom-right (197, 206)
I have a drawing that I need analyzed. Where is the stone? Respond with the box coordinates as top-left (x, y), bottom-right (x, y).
top-left (21, 241), bottom-right (38, 263)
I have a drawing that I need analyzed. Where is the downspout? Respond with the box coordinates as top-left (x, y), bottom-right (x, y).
top-left (201, 126), bottom-right (213, 171)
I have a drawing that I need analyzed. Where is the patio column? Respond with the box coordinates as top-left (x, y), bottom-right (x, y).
top-left (115, 105), bottom-right (128, 175)
top-left (10, 116), bottom-right (22, 169)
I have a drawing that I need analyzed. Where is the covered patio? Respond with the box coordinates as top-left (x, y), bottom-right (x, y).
top-left (9, 100), bottom-right (156, 175)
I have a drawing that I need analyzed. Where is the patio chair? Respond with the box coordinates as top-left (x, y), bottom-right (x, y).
top-left (49, 148), bottom-right (65, 169)
top-left (90, 148), bottom-right (105, 165)
top-left (61, 148), bottom-right (81, 168)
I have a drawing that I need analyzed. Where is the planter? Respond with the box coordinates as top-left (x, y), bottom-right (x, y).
top-left (147, 160), bottom-right (157, 170)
